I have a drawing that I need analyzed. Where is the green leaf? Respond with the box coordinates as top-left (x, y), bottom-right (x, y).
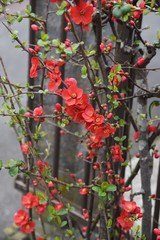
top-left (109, 34), bottom-right (117, 42)
top-left (52, 38), bottom-right (61, 46)
top-left (61, 220), bottom-right (67, 228)
top-left (55, 237), bottom-right (61, 240)
top-left (65, 228), bottom-right (74, 237)
top-left (121, 160), bottom-right (129, 167)
top-left (92, 186), bottom-right (101, 192)
top-left (7, 159), bottom-right (16, 167)
top-left (115, 64), bottom-right (121, 72)
top-left (101, 181), bottom-right (109, 191)
top-left (36, 191), bottom-right (48, 204)
top-left (48, 205), bottom-right (55, 215)
top-left (40, 32), bottom-right (48, 41)
top-left (98, 191), bottom-right (106, 197)
top-left (56, 1), bottom-right (66, 15)
top-left (25, 4), bottom-right (32, 14)
top-left (119, 118), bottom-right (125, 126)
top-left (121, 14), bottom-right (129, 22)
top-left (107, 218), bottom-right (112, 228)
top-left (150, 0), bottom-right (155, 8)
top-left (72, 43), bottom-right (79, 51)
top-left (107, 184), bottom-right (117, 192)
top-left (86, 49), bottom-right (96, 57)
top-left (121, 135), bottom-right (127, 141)
top-left (133, 40), bottom-right (141, 47)
top-left (81, 65), bottom-right (87, 78)
top-left (9, 166), bottom-right (19, 177)
top-left (19, 107), bottom-right (27, 115)
top-left (56, 9), bottom-right (65, 15)
top-left (56, 216), bottom-right (62, 225)
top-left (47, 215), bottom-right (53, 222)
top-left (143, 8), bottom-right (150, 15)
top-left (114, 136), bottom-right (120, 142)
top-left (57, 209), bottom-right (68, 215)
top-left (0, 160), bottom-right (3, 169)
top-left (10, 30), bottom-right (18, 40)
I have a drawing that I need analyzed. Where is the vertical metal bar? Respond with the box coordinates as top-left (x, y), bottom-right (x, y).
top-left (52, 15), bottom-right (67, 177)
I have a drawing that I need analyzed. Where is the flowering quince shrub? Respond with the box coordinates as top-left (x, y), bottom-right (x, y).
top-left (0, 0), bottom-right (160, 239)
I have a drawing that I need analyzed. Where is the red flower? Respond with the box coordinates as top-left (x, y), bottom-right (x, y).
top-left (37, 203), bottom-right (47, 215)
top-left (30, 57), bottom-right (40, 78)
top-left (31, 24), bottom-right (40, 31)
top-left (64, 77), bottom-right (77, 86)
top-left (70, 0), bottom-right (94, 25)
top-left (54, 202), bottom-right (64, 211)
top-left (120, 197), bottom-right (137, 213)
top-left (24, 111), bottom-right (32, 117)
top-left (22, 192), bottom-right (39, 209)
top-left (37, 160), bottom-right (48, 173)
top-left (47, 67), bottom-right (62, 91)
top-left (76, 94), bottom-right (89, 110)
top-left (87, 149), bottom-right (96, 159)
top-left (132, 10), bottom-right (142, 19)
top-left (94, 114), bottom-right (104, 125)
top-left (20, 221), bottom-right (35, 234)
top-left (45, 60), bottom-right (64, 92)
top-left (21, 141), bottom-right (32, 155)
top-left (82, 105), bottom-right (95, 123)
top-left (82, 226), bottom-right (88, 232)
top-left (79, 188), bottom-right (89, 195)
top-left (33, 106), bottom-right (44, 121)
top-left (14, 209), bottom-right (29, 226)
top-left (100, 43), bottom-right (105, 52)
top-left (134, 57), bottom-right (145, 67)
top-left (48, 74), bottom-right (62, 91)
top-left (117, 211), bottom-right (134, 231)
top-left (111, 144), bottom-right (124, 163)
top-left (48, 181), bottom-right (54, 188)
top-left (37, 237), bottom-right (45, 240)
top-left (55, 103), bottom-right (62, 113)
top-left (148, 125), bottom-right (157, 133)
top-left (133, 131), bottom-right (139, 141)
top-left (62, 84), bottom-right (83, 106)
top-left (95, 125), bottom-right (116, 138)
top-left (154, 228), bottom-right (160, 236)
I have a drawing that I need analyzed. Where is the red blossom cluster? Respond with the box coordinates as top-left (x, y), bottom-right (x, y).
top-left (100, 42), bottom-right (113, 54)
top-left (61, 79), bottom-right (116, 153)
top-left (24, 106), bottom-right (44, 123)
top-left (14, 192), bottom-right (47, 235)
top-left (111, 144), bottom-right (124, 162)
top-left (37, 159), bottom-right (49, 173)
top-left (109, 64), bottom-right (128, 86)
top-left (44, 60), bottom-right (64, 91)
top-left (82, 208), bottom-right (89, 220)
top-left (14, 209), bottom-right (35, 234)
top-left (117, 196), bottom-right (143, 231)
top-left (29, 57), bottom-right (64, 92)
